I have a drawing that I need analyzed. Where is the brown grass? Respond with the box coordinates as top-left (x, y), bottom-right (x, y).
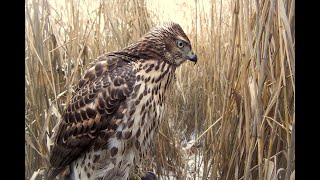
top-left (25, 0), bottom-right (295, 179)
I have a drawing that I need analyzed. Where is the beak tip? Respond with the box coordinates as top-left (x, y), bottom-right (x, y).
top-left (189, 54), bottom-right (197, 65)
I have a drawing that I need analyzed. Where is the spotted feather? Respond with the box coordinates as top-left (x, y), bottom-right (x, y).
top-left (47, 22), bottom-right (197, 180)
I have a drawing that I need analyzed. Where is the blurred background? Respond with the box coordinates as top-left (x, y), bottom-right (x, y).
top-left (25, 0), bottom-right (295, 179)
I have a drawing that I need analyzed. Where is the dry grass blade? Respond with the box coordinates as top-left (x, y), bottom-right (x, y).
top-left (30, 169), bottom-right (45, 180)
top-left (25, 132), bottom-right (43, 158)
top-left (195, 116), bottom-right (222, 143)
top-left (25, 0), bottom-right (294, 179)
top-left (39, 102), bottom-right (54, 143)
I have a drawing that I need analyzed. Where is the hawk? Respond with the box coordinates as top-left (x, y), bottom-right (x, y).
top-left (47, 22), bottom-right (197, 180)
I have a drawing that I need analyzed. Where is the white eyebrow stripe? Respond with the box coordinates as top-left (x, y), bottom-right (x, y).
top-left (176, 35), bottom-right (189, 42)
top-left (176, 35), bottom-right (191, 46)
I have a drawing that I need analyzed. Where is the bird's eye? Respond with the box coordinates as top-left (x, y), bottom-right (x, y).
top-left (176, 40), bottom-right (185, 48)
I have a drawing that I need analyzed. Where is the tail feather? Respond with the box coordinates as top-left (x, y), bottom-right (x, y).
top-left (46, 167), bottom-right (64, 180)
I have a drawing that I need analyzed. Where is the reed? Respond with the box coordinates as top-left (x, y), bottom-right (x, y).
top-left (25, 0), bottom-right (295, 179)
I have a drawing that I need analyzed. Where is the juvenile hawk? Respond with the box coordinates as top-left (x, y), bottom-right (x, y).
top-left (47, 22), bottom-right (197, 180)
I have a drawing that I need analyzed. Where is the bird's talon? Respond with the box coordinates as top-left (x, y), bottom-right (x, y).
top-left (130, 173), bottom-right (142, 180)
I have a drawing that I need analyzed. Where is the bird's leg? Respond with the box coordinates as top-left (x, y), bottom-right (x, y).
top-left (130, 171), bottom-right (157, 180)
top-left (141, 171), bottom-right (157, 180)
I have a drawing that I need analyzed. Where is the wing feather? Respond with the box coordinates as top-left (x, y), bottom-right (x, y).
top-left (47, 53), bottom-right (137, 180)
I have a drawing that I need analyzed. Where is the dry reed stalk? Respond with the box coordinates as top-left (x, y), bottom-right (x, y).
top-left (25, 0), bottom-right (294, 179)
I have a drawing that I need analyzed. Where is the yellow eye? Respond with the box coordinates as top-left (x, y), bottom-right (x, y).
top-left (176, 40), bottom-right (185, 48)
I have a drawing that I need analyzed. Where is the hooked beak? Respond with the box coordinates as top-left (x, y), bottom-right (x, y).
top-left (187, 51), bottom-right (197, 64)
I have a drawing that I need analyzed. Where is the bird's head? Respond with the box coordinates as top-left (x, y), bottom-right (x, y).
top-left (158, 22), bottom-right (197, 66)
top-left (131, 22), bottom-right (197, 66)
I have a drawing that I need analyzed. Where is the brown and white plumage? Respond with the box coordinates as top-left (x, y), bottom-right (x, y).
top-left (47, 22), bottom-right (197, 180)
